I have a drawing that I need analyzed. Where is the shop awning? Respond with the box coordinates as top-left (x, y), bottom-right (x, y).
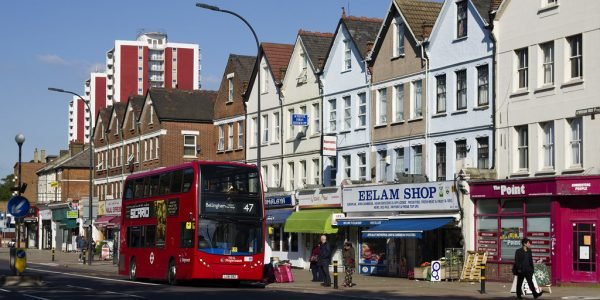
top-left (106, 216), bottom-right (121, 228)
top-left (362, 217), bottom-right (454, 239)
top-left (58, 219), bottom-right (78, 229)
top-left (266, 209), bottom-right (294, 225)
top-left (94, 215), bottom-right (114, 226)
top-left (284, 209), bottom-right (341, 234)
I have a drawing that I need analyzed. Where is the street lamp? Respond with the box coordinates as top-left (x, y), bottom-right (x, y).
top-left (15, 133), bottom-right (25, 250)
top-left (48, 87), bottom-right (94, 266)
top-left (196, 2), bottom-right (262, 170)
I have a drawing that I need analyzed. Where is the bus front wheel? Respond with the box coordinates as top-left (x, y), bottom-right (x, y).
top-left (129, 258), bottom-right (137, 281)
top-left (167, 260), bottom-right (177, 285)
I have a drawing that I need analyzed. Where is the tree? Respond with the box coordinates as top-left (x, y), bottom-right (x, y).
top-left (0, 174), bottom-right (16, 202)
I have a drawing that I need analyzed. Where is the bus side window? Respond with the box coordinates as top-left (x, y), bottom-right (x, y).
top-left (134, 178), bottom-right (144, 199)
top-left (182, 168), bottom-right (194, 192)
top-left (171, 170), bottom-right (183, 194)
top-left (143, 177), bottom-right (150, 198)
top-left (159, 173), bottom-right (172, 195)
top-left (128, 226), bottom-right (142, 248)
top-left (149, 175), bottom-right (160, 197)
top-left (124, 181), bottom-right (135, 200)
top-left (145, 225), bottom-right (157, 247)
top-left (180, 222), bottom-right (194, 248)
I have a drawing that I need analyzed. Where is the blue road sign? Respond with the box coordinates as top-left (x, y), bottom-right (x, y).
top-left (7, 196), bottom-right (30, 218)
top-left (291, 114), bottom-right (308, 126)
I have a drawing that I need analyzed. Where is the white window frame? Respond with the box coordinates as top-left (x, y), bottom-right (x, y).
top-left (183, 134), bottom-right (197, 157)
top-left (358, 153), bottom-right (366, 181)
top-left (155, 137), bottom-right (159, 159)
top-left (262, 114), bottom-right (269, 144)
top-left (436, 75), bottom-right (446, 113)
top-left (516, 48), bottom-right (529, 89)
top-left (477, 137), bottom-right (489, 169)
top-left (540, 42), bottom-right (554, 86)
top-left (542, 122), bottom-right (554, 169)
top-left (456, 70), bottom-right (467, 110)
top-left (413, 146), bottom-right (422, 175)
top-left (252, 117), bottom-right (258, 147)
top-left (358, 93), bottom-right (367, 127)
top-left (288, 108), bottom-right (295, 139)
top-left (343, 39), bottom-right (352, 71)
top-left (343, 96), bottom-right (351, 130)
top-left (477, 65), bottom-right (489, 106)
top-left (328, 99), bottom-right (337, 132)
top-left (237, 121), bottom-right (244, 149)
top-left (261, 64), bottom-right (269, 94)
top-left (411, 80), bottom-right (423, 119)
top-left (393, 19), bottom-right (405, 57)
top-left (218, 125), bottom-right (225, 151)
top-left (517, 126), bottom-right (529, 170)
top-left (569, 118), bottom-right (583, 167)
top-left (288, 162), bottom-right (295, 190)
top-left (378, 150), bottom-right (388, 182)
top-left (377, 88), bottom-right (387, 125)
top-left (273, 164), bottom-right (280, 187)
top-left (436, 143), bottom-right (446, 181)
top-left (456, 140), bottom-right (467, 160)
top-left (273, 112), bottom-right (280, 142)
top-left (227, 78), bottom-right (234, 103)
top-left (300, 160), bottom-right (307, 185)
top-left (227, 123), bottom-right (234, 150)
top-left (312, 103), bottom-right (320, 134)
top-left (394, 84), bottom-right (404, 122)
top-left (568, 34), bottom-right (583, 79)
top-left (312, 158), bottom-right (320, 185)
top-left (457, 1), bottom-right (467, 38)
top-left (395, 148), bottom-right (405, 177)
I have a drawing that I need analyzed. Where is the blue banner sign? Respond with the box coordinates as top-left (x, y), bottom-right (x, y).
top-left (337, 219), bottom-right (385, 227)
top-left (362, 232), bottom-right (422, 239)
top-left (265, 195), bottom-right (293, 208)
top-left (291, 114), bottom-right (308, 126)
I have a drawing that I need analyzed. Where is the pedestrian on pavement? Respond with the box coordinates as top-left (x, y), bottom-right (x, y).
top-left (310, 242), bottom-right (322, 282)
top-left (514, 238), bottom-right (543, 299)
top-left (318, 235), bottom-right (332, 287)
top-left (342, 241), bottom-right (355, 287)
top-left (76, 236), bottom-right (85, 262)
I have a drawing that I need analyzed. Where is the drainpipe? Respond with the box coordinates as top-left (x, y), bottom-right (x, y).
top-left (316, 67), bottom-right (324, 187)
top-left (277, 82), bottom-right (284, 189)
top-left (488, 12), bottom-right (497, 171)
top-left (418, 40), bottom-right (430, 180)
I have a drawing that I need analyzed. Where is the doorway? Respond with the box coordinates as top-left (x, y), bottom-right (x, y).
top-left (571, 222), bottom-right (597, 282)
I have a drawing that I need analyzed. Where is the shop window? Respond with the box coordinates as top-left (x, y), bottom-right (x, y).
top-left (500, 217), bottom-right (523, 261)
top-left (476, 200), bottom-right (498, 214)
top-left (526, 198), bottom-right (551, 213)
top-left (290, 232), bottom-right (299, 252)
top-left (272, 225), bottom-right (281, 251)
top-left (501, 199), bottom-right (523, 213)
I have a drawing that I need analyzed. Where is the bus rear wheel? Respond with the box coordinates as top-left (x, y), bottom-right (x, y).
top-left (167, 260), bottom-right (177, 285)
top-left (129, 258), bottom-right (137, 281)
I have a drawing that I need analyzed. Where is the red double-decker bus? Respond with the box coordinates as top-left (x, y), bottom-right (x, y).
top-left (118, 161), bottom-right (265, 284)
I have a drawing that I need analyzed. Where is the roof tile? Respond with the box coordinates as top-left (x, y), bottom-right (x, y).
top-left (396, 0), bottom-right (443, 40)
top-left (262, 43), bottom-right (294, 83)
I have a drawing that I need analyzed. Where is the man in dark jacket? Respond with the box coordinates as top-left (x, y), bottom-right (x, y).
top-left (318, 235), bottom-right (332, 286)
top-left (514, 238), bottom-right (543, 299)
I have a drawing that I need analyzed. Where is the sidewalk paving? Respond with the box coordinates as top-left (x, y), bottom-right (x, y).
top-left (3, 248), bottom-right (600, 299)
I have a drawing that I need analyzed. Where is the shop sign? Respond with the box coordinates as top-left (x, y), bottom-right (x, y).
top-left (39, 209), bottom-right (52, 220)
top-left (66, 210), bottom-right (79, 219)
top-left (557, 178), bottom-right (600, 195)
top-left (105, 199), bottom-right (122, 215)
top-left (297, 187), bottom-right (342, 209)
top-left (471, 176), bottom-right (600, 198)
top-left (343, 181), bottom-right (458, 213)
top-left (265, 195), bottom-right (293, 208)
top-left (331, 213), bottom-right (345, 226)
top-left (322, 135), bottom-right (337, 157)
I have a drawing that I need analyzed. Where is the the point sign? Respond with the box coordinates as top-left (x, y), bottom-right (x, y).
top-left (7, 195), bottom-right (31, 218)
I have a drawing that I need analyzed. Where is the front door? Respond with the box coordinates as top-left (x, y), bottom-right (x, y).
top-left (571, 222), bottom-right (597, 282)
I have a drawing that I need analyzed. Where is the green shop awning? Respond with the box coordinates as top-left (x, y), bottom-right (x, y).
top-left (58, 219), bottom-right (78, 229)
top-left (284, 209), bottom-right (341, 234)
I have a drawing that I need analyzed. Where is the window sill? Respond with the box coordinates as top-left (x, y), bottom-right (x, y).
top-left (226, 101), bottom-right (234, 105)
top-left (354, 127), bottom-right (366, 132)
top-left (183, 155), bottom-right (197, 159)
top-left (510, 171), bottom-right (530, 178)
top-left (225, 149), bottom-right (234, 153)
top-left (285, 138), bottom-right (296, 143)
top-left (309, 134), bottom-right (320, 139)
top-left (473, 105), bottom-right (489, 111)
top-left (535, 169), bottom-right (556, 176)
top-left (374, 124), bottom-right (387, 129)
top-left (510, 89), bottom-right (529, 98)
top-left (451, 110), bottom-right (468, 116)
top-left (432, 112), bottom-right (447, 118)
top-left (216, 150), bottom-right (224, 154)
top-left (391, 54), bottom-right (405, 61)
top-left (235, 148), bottom-right (244, 151)
top-left (390, 121), bottom-right (405, 126)
top-left (341, 69), bottom-right (352, 74)
top-left (249, 145), bottom-right (257, 149)
top-left (561, 78), bottom-right (584, 88)
top-left (538, 3), bottom-right (559, 14)
top-left (534, 85), bottom-right (555, 94)
top-left (453, 36), bottom-right (468, 43)
top-left (339, 130), bottom-right (351, 134)
top-left (270, 141), bottom-right (280, 145)
top-left (562, 167), bottom-right (584, 174)
top-left (408, 117), bottom-right (423, 123)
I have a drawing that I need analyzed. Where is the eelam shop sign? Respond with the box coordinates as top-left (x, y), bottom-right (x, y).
top-left (343, 181), bottom-right (459, 212)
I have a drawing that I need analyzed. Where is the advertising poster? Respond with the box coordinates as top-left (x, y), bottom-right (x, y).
top-left (155, 200), bottom-right (166, 247)
top-left (361, 240), bottom-right (387, 265)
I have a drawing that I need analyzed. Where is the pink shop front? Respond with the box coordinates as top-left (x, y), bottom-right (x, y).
top-left (470, 176), bottom-right (600, 284)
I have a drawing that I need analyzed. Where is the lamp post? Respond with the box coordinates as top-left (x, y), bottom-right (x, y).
top-left (15, 133), bottom-right (25, 249)
top-left (48, 87), bottom-right (94, 266)
top-left (196, 2), bottom-right (261, 170)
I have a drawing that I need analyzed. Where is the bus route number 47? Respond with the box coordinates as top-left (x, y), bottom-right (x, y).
top-left (244, 204), bottom-right (254, 213)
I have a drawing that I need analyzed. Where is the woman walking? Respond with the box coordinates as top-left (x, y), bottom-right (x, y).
top-left (310, 243), bottom-right (321, 282)
top-left (342, 242), bottom-right (355, 287)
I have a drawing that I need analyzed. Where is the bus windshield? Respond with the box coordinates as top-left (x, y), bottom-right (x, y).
top-left (199, 165), bottom-right (261, 217)
top-left (198, 217), bottom-right (263, 255)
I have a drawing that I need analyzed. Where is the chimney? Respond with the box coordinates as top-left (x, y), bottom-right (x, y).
top-left (367, 41), bottom-right (375, 53)
top-left (41, 150), bottom-right (46, 162)
top-left (341, 7), bottom-right (346, 18)
top-left (318, 58), bottom-right (325, 70)
top-left (70, 141), bottom-right (84, 155)
top-left (34, 148), bottom-right (39, 163)
top-left (59, 150), bottom-right (69, 157)
top-left (422, 22), bottom-right (434, 40)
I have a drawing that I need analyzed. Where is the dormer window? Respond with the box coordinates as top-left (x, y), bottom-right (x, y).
top-left (261, 64), bottom-right (269, 93)
top-left (343, 39), bottom-right (352, 71)
top-left (393, 19), bottom-right (405, 57)
top-left (297, 52), bottom-right (308, 84)
top-left (456, 1), bottom-right (467, 38)
top-left (227, 73), bottom-right (234, 103)
top-left (149, 106), bottom-right (154, 125)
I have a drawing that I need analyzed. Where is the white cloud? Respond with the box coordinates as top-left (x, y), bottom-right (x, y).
top-left (86, 63), bottom-right (105, 73)
top-left (37, 54), bottom-right (69, 65)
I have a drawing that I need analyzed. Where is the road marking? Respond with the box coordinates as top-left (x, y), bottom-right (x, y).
top-left (22, 294), bottom-right (50, 300)
top-left (105, 290), bottom-right (145, 298)
top-left (31, 263), bottom-right (60, 267)
top-left (66, 285), bottom-right (93, 290)
top-left (27, 268), bottom-right (160, 286)
top-left (0, 288), bottom-right (11, 292)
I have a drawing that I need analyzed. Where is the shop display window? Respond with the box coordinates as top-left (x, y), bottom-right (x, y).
top-left (476, 198), bottom-right (551, 263)
top-left (269, 225), bottom-right (298, 252)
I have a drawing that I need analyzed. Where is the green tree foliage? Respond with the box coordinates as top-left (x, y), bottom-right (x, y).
top-left (0, 174), bottom-right (16, 202)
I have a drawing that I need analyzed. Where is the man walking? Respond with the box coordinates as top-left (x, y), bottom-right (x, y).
top-left (514, 238), bottom-right (543, 299)
top-left (318, 235), bottom-right (332, 287)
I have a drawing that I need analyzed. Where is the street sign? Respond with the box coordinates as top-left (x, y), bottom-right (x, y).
top-left (7, 196), bottom-right (31, 218)
top-left (291, 114), bottom-right (308, 126)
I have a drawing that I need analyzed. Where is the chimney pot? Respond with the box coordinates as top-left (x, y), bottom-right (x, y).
top-left (41, 150), bottom-right (46, 162)
top-left (34, 148), bottom-right (39, 163)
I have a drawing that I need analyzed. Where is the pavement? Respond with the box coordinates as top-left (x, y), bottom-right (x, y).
top-left (2, 247), bottom-right (600, 299)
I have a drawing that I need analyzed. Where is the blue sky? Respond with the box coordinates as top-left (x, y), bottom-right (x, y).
top-left (0, 0), bottom-right (389, 178)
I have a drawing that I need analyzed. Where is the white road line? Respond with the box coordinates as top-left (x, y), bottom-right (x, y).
top-left (0, 288), bottom-right (11, 292)
top-left (22, 294), bottom-right (50, 300)
top-left (66, 285), bottom-right (93, 290)
top-left (105, 290), bottom-right (145, 299)
top-left (27, 267), bottom-right (160, 286)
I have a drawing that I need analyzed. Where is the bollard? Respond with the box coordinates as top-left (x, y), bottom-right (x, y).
top-left (333, 260), bottom-right (338, 289)
top-left (479, 263), bottom-right (486, 294)
top-left (82, 249), bottom-right (87, 265)
top-left (52, 248), bottom-right (55, 262)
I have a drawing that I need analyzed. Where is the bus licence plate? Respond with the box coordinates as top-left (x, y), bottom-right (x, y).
top-left (222, 274), bottom-right (238, 279)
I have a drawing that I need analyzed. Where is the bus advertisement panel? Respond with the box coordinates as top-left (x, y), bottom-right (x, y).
top-left (118, 161), bottom-right (265, 284)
